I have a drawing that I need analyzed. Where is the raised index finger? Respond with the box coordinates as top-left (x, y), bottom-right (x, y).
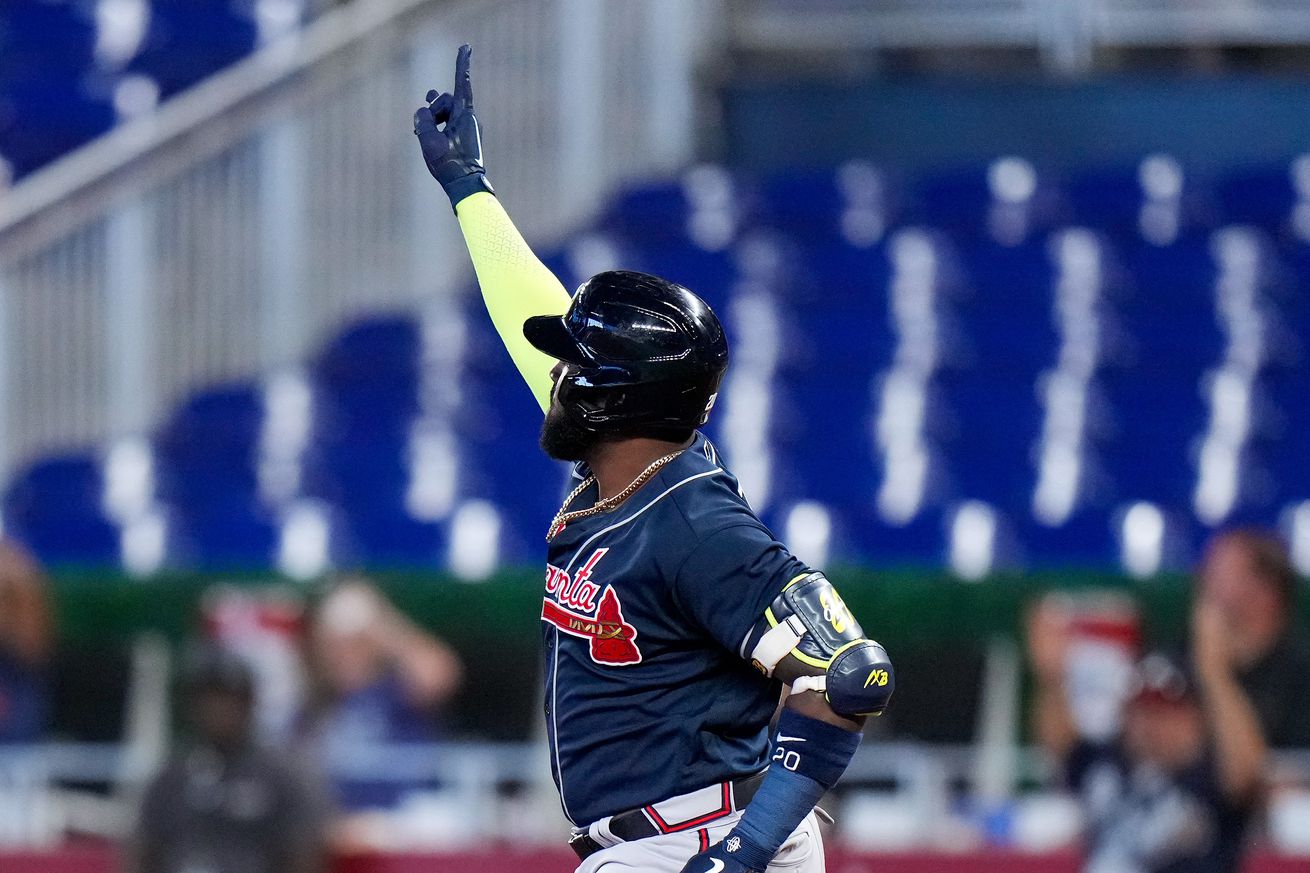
top-left (454, 43), bottom-right (473, 110)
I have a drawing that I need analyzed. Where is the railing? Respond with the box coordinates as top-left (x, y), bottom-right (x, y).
top-left (2, 739), bottom-right (1308, 850)
top-left (732, 0), bottom-right (1310, 71)
top-left (0, 0), bottom-right (715, 482)
top-left (0, 739), bottom-right (1039, 847)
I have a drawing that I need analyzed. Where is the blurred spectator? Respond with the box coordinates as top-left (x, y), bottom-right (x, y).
top-left (1029, 597), bottom-right (1264, 873)
top-left (1196, 528), bottom-right (1310, 748)
top-left (0, 540), bottom-right (53, 743)
top-left (302, 579), bottom-right (462, 847)
top-left (129, 649), bottom-right (328, 873)
top-left (202, 585), bottom-right (309, 743)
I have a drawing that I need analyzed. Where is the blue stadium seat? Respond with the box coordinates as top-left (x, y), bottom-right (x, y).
top-left (155, 382), bottom-right (264, 506)
top-left (0, 79), bottom-right (115, 176)
top-left (336, 501), bottom-right (447, 569)
top-left (789, 238), bottom-right (896, 304)
top-left (299, 315), bottom-right (431, 568)
top-left (769, 368), bottom-right (881, 510)
top-left (313, 315), bottom-right (420, 443)
top-left (909, 159), bottom-right (1063, 243)
top-left (0, 3), bottom-right (98, 77)
top-left (152, 383), bottom-right (278, 568)
top-left (128, 4), bottom-right (258, 97)
top-left (1214, 160), bottom-right (1304, 232)
top-left (302, 435), bottom-right (410, 507)
top-left (849, 506), bottom-right (948, 567)
top-left (1114, 234), bottom-right (1225, 370)
top-left (1018, 509), bottom-right (1119, 569)
top-left (318, 314), bottom-right (421, 379)
top-left (3, 454), bottom-right (120, 566)
top-left (757, 163), bottom-right (905, 246)
top-left (1064, 159), bottom-right (1215, 240)
top-left (767, 277), bottom-right (888, 512)
top-left (939, 373), bottom-right (1042, 509)
top-left (601, 167), bottom-right (758, 251)
top-left (618, 241), bottom-right (740, 314)
top-left (758, 500), bottom-right (946, 567)
top-left (1095, 371), bottom-right (1206, 512)
top-left (1266, 368), bottom-right (1310, 503)
top-left (172, 497), bottom-right (278, 569)
top-left (13, 159), bottom-right (1309, 574)
top-left (909, 165), bottom-right (996, 233)
top-left (953, 236), bottom-right (1061, 372)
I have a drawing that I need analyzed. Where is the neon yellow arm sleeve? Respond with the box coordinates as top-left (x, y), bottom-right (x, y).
top-left (454, 191), bottom-right (572, 412)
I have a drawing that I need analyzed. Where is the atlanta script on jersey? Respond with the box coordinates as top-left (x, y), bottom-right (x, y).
top-left (542, 433), bottom-right (810, 826)
top-left (542, 549), bottom-right (643, 666)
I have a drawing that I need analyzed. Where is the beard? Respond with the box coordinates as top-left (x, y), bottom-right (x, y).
top-left (539, 404), bottom-right (603, 461)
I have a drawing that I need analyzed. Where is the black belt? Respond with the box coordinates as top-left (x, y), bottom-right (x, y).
top-left (569, 771), bottom-right (767, 862)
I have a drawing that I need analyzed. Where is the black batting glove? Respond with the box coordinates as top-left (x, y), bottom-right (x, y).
top-left (413, 43), bottom-right (494, 210)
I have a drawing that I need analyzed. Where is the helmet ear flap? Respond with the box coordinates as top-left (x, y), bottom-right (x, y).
top-left (559, 373), bottom-right (717, 442)
top-left (555, 372), bottom-right (607, 431)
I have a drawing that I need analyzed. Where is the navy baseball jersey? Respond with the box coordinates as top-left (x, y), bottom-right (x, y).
top-left (541, 432), bottom-right (810, 826)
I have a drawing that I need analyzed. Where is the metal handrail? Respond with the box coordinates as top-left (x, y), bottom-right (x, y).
top-left (732, 0), bottom-right (1310, 71)
top-left (0, 0), bottom-right (470, 261)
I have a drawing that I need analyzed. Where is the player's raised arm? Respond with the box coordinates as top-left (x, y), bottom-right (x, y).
top-left (413, 44), bottom-right (571, 412)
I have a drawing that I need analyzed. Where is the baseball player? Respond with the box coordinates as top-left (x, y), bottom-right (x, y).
top-left (413, 46), bottom-right (895, 873)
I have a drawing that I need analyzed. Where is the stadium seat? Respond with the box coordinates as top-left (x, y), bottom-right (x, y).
top-left (336, 501), bottom-right (448, 568)
top-left (601, 166), bottom-right (758, 252)
top-left (302, 434), bottom-right (410, 508)
top-left (1113, 233), bottom-right (1226, 370)
top-left (1266, 368), bottom-right (1310, 504)
top-left (0, 0), bottom-right (291, 178)
top-left (849, 505), bottom-right (949, 567)
top-left (758, 162), bottom-right (905, 247)
top-left (3, 454), bottom-right (120, 566)
top-left (1063, 158), bottom-right (1216, 241)
top-left (617, 240), bottom-right (740, 314)
top-left (314, 316), bottom-right (420, 405)
top-left (155, 381), bottom-right (265, 507)
top-left (11, 156), bottom-right (1309, 573)
top-left (1214, 159), bottom-right (1308, 233)
top-left (952, 236), bottom-right (1061, 372)
top-left (128, 4), bottom-right (258, 98)
top-left (909, 159), bottom-right (1064, 245)
top-left (939, 373), bottom-right (1043, 509)
top-left (1018, 508), bottom-right (1120, 569)
top-left (0, 3), bottom-right (98, 78)
top-left (767, 270), bottom-right (888, 513)
top-left (172, 496), bottom-right (278, 568)
top-left (0, 79), bottom-right (115, 176)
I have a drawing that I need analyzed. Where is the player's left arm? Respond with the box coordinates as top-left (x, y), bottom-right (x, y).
top-left (681, 572), bottom-right (893, 873)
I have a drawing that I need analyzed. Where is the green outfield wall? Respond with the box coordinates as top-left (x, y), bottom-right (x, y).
top-left (43, 571), bottom-right (1310, 742)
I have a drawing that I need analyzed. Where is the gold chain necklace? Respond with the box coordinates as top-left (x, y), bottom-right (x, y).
top-left (547, 450), bottom-right (685, 541)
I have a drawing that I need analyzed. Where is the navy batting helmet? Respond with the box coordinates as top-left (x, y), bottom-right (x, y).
top-left (523, 270), bottom-right (729, 440)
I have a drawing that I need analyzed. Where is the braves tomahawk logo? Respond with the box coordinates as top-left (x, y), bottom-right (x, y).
top-left (541, 548), bottom-right (642, 666)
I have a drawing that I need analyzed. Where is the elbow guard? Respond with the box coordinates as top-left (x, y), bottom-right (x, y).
top-left (746, 572), bottom-right (895, 717)
top-left (826, 638), bottom-right (894, 716)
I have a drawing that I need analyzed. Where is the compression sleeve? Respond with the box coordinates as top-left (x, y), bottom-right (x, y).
top-left (454, 191), bottom-right (572, 412)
